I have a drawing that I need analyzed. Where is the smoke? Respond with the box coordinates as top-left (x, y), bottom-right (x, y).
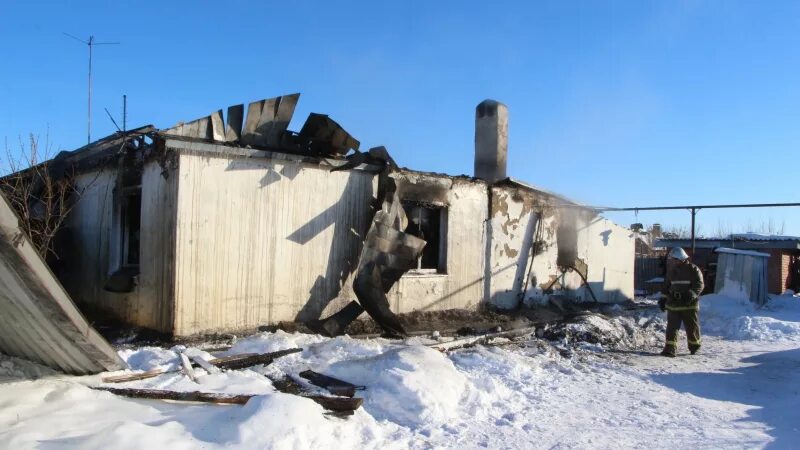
top-left (556, 208), bottom-right (581, 268)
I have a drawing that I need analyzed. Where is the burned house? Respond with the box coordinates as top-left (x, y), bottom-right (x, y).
top-left (46, 94), bottom-right (633, 337)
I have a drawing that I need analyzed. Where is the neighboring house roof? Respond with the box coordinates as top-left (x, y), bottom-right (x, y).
top-left (729, 233), bottom-right (800, 241)
top-left (656, 235), bottom-right (800, 251)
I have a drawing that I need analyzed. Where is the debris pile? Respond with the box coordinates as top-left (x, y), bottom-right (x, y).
top-left (540, 310), bottom-right (665, 349)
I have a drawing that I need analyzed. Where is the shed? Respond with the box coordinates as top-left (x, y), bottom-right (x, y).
top-left (714, 248), bottom-right (769, 306)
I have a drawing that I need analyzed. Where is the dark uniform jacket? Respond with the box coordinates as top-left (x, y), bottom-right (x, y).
top-left (661, 262), bottom-right (705, 311)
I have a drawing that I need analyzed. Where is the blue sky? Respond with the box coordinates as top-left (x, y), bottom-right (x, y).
top-left (2, 1), bottom-right (799, 235)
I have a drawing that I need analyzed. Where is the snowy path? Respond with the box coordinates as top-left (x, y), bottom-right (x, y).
top-left (1, 295), bottom-right (799, 449)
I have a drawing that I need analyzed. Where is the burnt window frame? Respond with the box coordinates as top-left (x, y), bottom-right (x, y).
top-left (119, 185), bottom-right (142, 268)
top-left (401, 200), bottom-right (448, 275)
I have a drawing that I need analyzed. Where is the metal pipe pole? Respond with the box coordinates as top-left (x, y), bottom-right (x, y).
top-left (87, 36), bottom-right (93, 145)
top-left (586, 202), bottom-right (800, 212)
top-left (691, 208), bottom-right (697, 257)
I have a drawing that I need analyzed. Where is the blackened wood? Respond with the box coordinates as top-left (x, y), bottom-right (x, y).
top-left (304, 395), bottom-right (363, 412)
top-left (271, 376), bottom-right (363, 412)
top-left (299, 370), bottom-right (364, 397)
top-left (209, 348), bottom-right (302, 370)
top-left (93, 387), bottom-right (252, 405)
top-left (206, 352), bottom-right (257, 365)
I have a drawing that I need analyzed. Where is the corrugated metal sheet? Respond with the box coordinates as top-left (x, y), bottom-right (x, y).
top-left (635, 257), bottom-right (664, 291)
top-left (714, 247), bottom-right (768, 305)
top-left (0, 192), bottom-right (125, 374)
top-left (728, 233), bottom-right (800, 242)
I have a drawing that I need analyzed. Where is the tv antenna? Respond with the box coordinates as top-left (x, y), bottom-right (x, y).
top-left (63, 33), bottom-right (120, 145)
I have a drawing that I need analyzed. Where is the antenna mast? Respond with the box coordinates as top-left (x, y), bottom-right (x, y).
top-left (64, 33), bottom-right (120, 144)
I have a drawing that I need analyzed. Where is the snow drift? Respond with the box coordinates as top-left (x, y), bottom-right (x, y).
top-left (701, 292), bottom-right (800, 341)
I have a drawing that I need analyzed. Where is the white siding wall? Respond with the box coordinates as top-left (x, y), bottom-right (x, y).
top-left (173, 152), bottom-right (374, 335)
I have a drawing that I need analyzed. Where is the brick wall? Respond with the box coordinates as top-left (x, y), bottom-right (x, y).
top-left (766, 250), bottom-right (793, 294)
top-left (780, 252), bottom-right (792, 292)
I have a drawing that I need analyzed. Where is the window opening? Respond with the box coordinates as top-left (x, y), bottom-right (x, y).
top-left (121, 188), bottom-right (141, 267)
top-left (402, 201), bottom-right (447, 273)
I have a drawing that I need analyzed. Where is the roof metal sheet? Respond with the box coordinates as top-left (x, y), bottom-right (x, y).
top-left (0, 193), bottom-right (125, 374)
top-left (715, 247), bottom-right (770, 258)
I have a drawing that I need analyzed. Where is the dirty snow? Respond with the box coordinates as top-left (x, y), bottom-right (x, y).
top-left (0, 293), bottom-right (799, 449)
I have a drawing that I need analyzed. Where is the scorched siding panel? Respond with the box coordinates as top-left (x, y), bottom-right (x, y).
top-left (173, 152), bottom-right (374, 336)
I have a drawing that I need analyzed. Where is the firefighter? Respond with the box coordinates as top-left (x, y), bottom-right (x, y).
top-left (659, 247), bottom-right (704, 357)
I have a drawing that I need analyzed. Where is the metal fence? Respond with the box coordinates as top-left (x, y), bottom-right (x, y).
top-left (634, 256), bottom-right (664, 293)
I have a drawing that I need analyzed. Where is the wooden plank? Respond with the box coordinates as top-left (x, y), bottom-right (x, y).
top-left (225, 104), bottom-right (244, 142)
top-left (206, 352), bottom-right (257, 366)
top-left (427, 326), bottom-right (538, 352)
top-left (210, 110), bottom-right (225, 141)
top-left (180, 352), bottom-right (197, 381)
top-left (190, 355), bottom-right (221, 374)
top-left (102, 368), bottom-right (166, 383)
top-left (101, 349), bottom-right (284, 384)
top-left (209, 348), bottom-right (302, 370)
top-left (93, 387), bottom-right (252, 405)
top-left (94, 386), bottom-right (363, 412)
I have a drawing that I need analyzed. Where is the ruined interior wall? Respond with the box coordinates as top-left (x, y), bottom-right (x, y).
top-left (173, 152), bottom-right (374, 336)
top-left (389, 173), bottom-right (488, 313)
top-left (59, 161), bottom-right (177, 332)
top-left (487, 187), bottom-right (634, 308)
top-left (487, 187), bottom-right (555, 308)
top-left (58, 170), bottom-right (116, 314)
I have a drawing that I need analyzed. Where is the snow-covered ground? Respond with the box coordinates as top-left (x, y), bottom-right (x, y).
top-left (1, 293), bottom-right (799, 449)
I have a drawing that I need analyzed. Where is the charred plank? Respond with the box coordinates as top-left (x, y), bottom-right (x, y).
top-left (209, 348), bottom-right (302, 370)
top-left (299, 370), bottom-right (365, 398)
top-left (271, 376), bottom-right (363, 414)
top-left (93, 387), bottom-right (251, 405)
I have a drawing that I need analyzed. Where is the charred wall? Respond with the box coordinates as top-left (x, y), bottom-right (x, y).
top-left (487, 185), bottom-right (634, 308)
top-left (57, 160), bottom-right (178, 333)
top-left (388, 172), bottom-right (489, 314)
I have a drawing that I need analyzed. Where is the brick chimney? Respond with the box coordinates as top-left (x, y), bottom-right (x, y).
top-left (474, 99), bottom-right (508, 183)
